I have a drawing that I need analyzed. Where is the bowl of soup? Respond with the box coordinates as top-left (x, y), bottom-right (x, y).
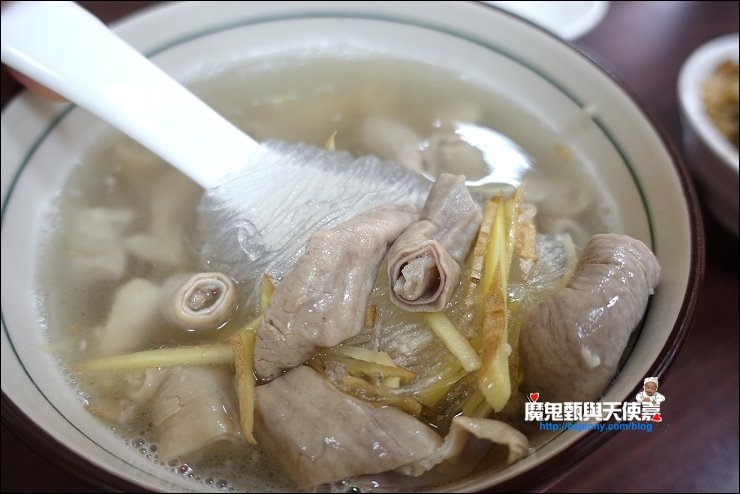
top-left (1, 2), bottom-right (703, 492)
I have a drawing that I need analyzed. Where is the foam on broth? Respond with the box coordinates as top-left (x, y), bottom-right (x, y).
top-left (37, 56), bottom-right (618, 492)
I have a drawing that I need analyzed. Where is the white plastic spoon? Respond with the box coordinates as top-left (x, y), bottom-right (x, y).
top-left (1, 0), bottom-right (256, 189)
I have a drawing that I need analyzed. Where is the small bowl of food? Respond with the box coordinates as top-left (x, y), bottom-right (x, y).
top-left (1, 2), bottom-right (703, 492)
top-left (678, 32), bottom-right (739, 236)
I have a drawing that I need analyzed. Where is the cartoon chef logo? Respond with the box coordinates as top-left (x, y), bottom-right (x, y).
top-left (636, 377), bottom-right (665, 405)
top-left (636, 377), bottom-right (665, 422)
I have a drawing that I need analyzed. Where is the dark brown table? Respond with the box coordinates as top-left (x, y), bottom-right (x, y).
top-left (2, 1), bottom-right (738, 492)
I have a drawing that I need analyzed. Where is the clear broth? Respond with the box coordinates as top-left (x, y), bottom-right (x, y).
top-left (38, 56), bottom-right (618, 492)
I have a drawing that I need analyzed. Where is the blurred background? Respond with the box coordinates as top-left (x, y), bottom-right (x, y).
top-left (1, 1), bottom-right (738, 492)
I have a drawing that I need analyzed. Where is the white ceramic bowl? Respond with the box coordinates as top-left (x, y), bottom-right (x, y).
top-left (1, 2), bottom-right (703, 492)
top-left (678, 33), bottom-right (739, 236)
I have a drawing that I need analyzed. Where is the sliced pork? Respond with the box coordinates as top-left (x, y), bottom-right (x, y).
top-left (255, 366), bottom-right (442, 486)
top-left (520, 234), bottom-right (661, 403)
top-left (387, 173), bottom-right (482, 312)
top-left (254, 365), bottom-right (530, 487)
top-left (254, 205), bottom-right (418, 381)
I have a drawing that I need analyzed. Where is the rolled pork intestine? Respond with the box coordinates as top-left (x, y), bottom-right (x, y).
top-left (94, 278), bottom-right (164, 357)
top-left (160, 272), bottom-right (237, 331)
top-left (66, 207), bottom-right (135, 284)
top-left (254, 365), bottom-right (528, 488)
top-left (150, 366), bottom-right (240, 461)
top-left (254, 204), bottom-right (418, 381)
top-left (520, 233), bottom-right (661, 403)
top-left (387, 173), bottom-right (482, 312)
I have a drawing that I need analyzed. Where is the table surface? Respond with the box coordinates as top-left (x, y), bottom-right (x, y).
top-left (1, 1), bottom-right (738, 492)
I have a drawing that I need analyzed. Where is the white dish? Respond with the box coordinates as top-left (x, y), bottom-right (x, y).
top-left (483, 1), bottom-right (610, 40)
top-left (1, 1), bottom-right (702, 492)
top-left (677, 32), bottom-right (739, 236)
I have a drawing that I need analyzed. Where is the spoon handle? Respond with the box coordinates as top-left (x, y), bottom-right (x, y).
top-left (0, 1), bottom-right (259, 188)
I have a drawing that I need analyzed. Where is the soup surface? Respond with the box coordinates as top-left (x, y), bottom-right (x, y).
top-left (38, 56), bottom-right (619, 492)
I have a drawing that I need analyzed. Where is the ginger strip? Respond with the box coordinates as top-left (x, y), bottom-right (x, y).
top-left (232, 329), bottom-right (257, 444)
top-left (423, 312), bottom-right (480, 372)
top-left (476, 184), bottom-right (530, 413)
top-left (72, 343), bottom-right (233, 373)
